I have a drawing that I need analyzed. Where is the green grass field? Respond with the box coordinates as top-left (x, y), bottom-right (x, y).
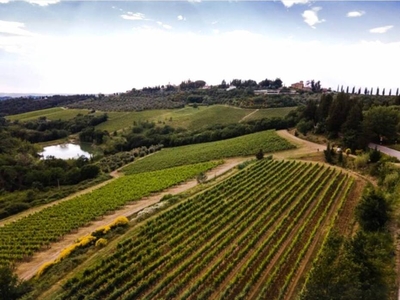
top-left (245, 107), bottom-right (296, 121)
top-left (95, 110), bottom-right (173, 132)
top-left (164, 106), bottom-right (254, 130)
top-left (6, 108), bottom-right (104, 122)
top-left (7, 105), bottom-right (296, 133)
top-left (121, 130), bottom-right (295, 175)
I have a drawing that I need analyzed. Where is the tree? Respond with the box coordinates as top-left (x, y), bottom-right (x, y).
top-left (326, 92), bottom-right (351, 137)
top-left (0, 265), bottom-right (31, 300)
top-left (317, 93), bottom-right (333, 122)
top-left (196, 172), bottom-right (207, 184)
top-left (382, 88), bottom-right (385, 96)
top-left (355, 189), bottom-right (388, 231)
top-left (397, 88), bottom-right (399, 96)
top-left (219, 79), bottom-right (228, 89)
top-left (363, 106), bottom-right (399, 143)
top-left (376, 87), bottom-right (379, 96)
top-left (256, 149), bottom-right (264, 160)
top-left (324, 142), bottom-right (334, 164)
top-left (310, 80), bottom-right (321, 92)
top-left (369, 146), bottom-right (381, 163)
top-left (341, 100), bottom-right (365, 151)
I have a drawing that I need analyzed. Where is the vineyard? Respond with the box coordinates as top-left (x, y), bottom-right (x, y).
top-left (53, 159), bottom-right (355, 300)
top-left (0, 162), bottom-right (220, 266)
top-left (122, 130), bottom-right (295, 174)
top-left (5, 107), bottom-right (103, 122)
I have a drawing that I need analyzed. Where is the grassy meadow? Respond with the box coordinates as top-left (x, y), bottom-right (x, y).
top-left (6, 105), bottom-right (296, 133)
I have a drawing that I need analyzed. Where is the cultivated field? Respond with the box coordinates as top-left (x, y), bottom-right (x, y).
top-left (121, 130), bottom-right (295, 174)
top-left (5, 107), bottom-right (103, 121)
top-left (53, 159), bottom-right (356, 300)
top-left (6, 105), bottom-right (296, 132)
top-left (0, 162), bottom-right (220, 266)
top-left (244, 107), bottom-right (296, 121)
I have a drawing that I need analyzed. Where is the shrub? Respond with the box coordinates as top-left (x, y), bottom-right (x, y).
top-left (110, 216), bottom-right (129, 228)
top-left (354, 153), bottom-right (369, 169)
top-left (355, 189), bottom-right (388, 231)
top-left (95, 238), bottom-right (108, 248)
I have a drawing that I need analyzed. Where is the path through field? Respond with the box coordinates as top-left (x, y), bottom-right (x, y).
top-left (274, 129), bottom-right (324, 158)
top-left (239, 109), bottom-right (259, 123)
top-left (15, 157), bottom-right (248, 281)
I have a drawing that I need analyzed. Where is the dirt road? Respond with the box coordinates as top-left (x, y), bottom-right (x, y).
top-left (274, 129), bottom-right (325, 159)
top-left (15, 157), bottom-right (248, 280)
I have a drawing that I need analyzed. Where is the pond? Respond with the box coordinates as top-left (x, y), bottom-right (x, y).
top-left (39, 143), bottom-right (95, 160)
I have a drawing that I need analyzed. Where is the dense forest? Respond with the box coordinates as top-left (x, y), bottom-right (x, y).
top-left (0, 94), bottom-right (94, 116)
top-left (295, 92), bottom-right (400, 151)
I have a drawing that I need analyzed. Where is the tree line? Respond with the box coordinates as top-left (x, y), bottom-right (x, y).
top-left (296, 92), bottom-right (400, 151)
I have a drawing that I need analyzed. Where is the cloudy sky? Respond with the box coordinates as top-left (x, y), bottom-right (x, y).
top-left (0, 0), bottom-right (399, 94)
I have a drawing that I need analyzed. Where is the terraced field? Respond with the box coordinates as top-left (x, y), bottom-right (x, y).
top-left (54, 159), bottom-right (356, 300)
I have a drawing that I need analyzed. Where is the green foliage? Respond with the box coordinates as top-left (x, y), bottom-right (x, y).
top-left (355, 189), bottom-right (388, 232)
top-left (53, 160), bottom-right (352, 300)
top-left (323, 142), bottom-right (334, 164)
top-left (255, 149), bottom-right (264, 160)
top-left (301, 230), bottom-right (394, 300)
top-left (196, 172), bottom-right (207, 184)
top-left (121, 130), bottom-right (295, 175)
top-left (296, 119), bottom-right (314, 136)
top-left (0, 265), bottom-right (31, 300)
top-left (369, 146), bottom-right (382, 163)
top-left (354, 153), bottom-right (369, 170)
top-left (363, 106), bottom-right (399, 143)
top-left (0, 162), bottom-right (220, 266)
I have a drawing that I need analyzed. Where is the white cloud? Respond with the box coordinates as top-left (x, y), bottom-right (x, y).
top-left (370, 25), bottom-right (393, 34)
top-left (302, 7), bottom-right (325, 28)
top-left (0, 20), bottom-right (35, 36)
top-left (121, 12), bottom-right (149, 21)
top-left (281, 0), bottom-right (309, 8)
top-left (177, 15), bottom-right (186, 21)
top-left (156, 21), bottom-right (172, 30)
top-left (1, 27), bottom-right (399, 95)
top-left (25, 0), bottom-right (59, 6)
top-left (347, 11), bottom-right (365, 18)
top-left (0, 0), bottom-right (10, 4)
top-left (188, 0), bottom-right (201, 2)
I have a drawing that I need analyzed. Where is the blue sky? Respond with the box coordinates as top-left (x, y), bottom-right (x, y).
top-left (0, 0), bottom-right (399, 94)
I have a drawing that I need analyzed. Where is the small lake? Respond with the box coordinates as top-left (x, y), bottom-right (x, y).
top-left (39, 143), bottom-right (94, 160)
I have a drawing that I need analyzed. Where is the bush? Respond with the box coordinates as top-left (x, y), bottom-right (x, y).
top-left (355, 188), bottom-right (388, 231)
top-left (256, 149), bottom-right (264, 160)
top-left (369, 146), bottom-right (382, 163)
top-left (354, 153), bottom-right (369, 169)
top-left (95, 238), bottom-right (108, 248)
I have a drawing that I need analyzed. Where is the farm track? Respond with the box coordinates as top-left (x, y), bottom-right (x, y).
top-left (14, 157), bottom-right (247, 281)
top-left (239, 109), bottom-right (259, 123)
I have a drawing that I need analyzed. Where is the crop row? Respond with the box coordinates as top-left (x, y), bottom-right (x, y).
top-left (55, 159), bottom-right (354, 300)
top-left (121, 130), bottom-right (295, 174)
top-left (0, 161), bottom-right (220, 266)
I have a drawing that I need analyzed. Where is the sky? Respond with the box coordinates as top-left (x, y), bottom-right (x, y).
top-left (0, 0), bottom-right (399, 94)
